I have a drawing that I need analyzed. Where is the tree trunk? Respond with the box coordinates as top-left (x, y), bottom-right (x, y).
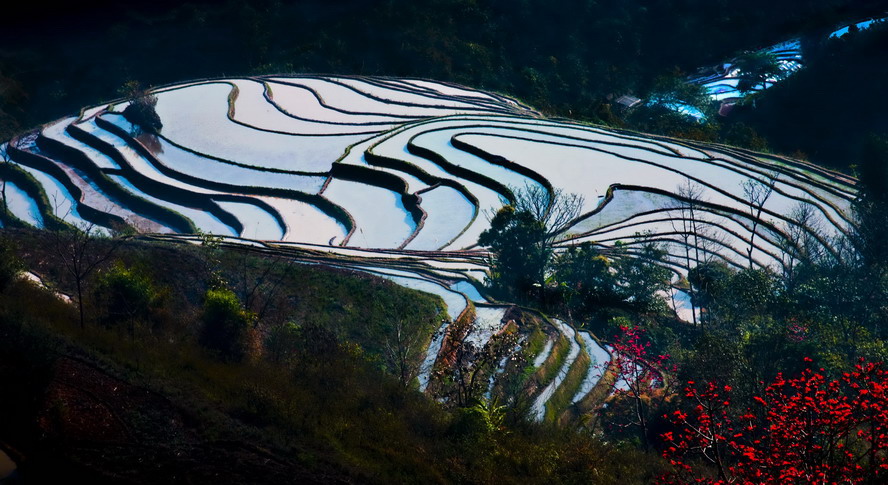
top-left (76, 278), bottom-right (85, 329)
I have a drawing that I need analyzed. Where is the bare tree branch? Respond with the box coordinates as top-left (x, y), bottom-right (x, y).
top-left (512, 182), bottom-right (585, 244)
top-left (741, 172), bottom-right (778, 269)
top-left (52, 219), bottom-right (123, 329)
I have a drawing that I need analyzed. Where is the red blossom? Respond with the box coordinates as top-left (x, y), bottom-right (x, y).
top-left (601, 325), bottom-right (673, 446)
top-left (658, 360), bottom-right (888, 484)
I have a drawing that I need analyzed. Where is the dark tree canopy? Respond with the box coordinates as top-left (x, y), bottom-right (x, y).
top-left (733, 51), bottom-right (783, 94)
top-left (121, 81), bottom-right (162, 134)
top-left (479, 205), bottom-right (550, 302)
top-left (199, 287), bottom-right (255, 361)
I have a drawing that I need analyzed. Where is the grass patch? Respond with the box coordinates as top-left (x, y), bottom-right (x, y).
top-left (523, 325), bottom-right (548, 360)
top-left (533, 331), bottom-right (569, 388)
top-left (545, 347), bottom-right (591, 423)
top-left (0, 227), bottom-right (670, 483)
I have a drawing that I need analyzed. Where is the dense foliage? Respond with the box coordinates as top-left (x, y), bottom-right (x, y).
top-left (735, 22), bottom-right (888, 169)
top-left (473, 138), bottom-right (888, 483)
top-left (93, 260), bottom-right (165, 333)
top-left (479, 205), bottom-right (550, 302)
top-left (0, 150), bottom-right (885, 482)
top-left (0, 229), bottom-right (668, 483)
top-left (199, 287), bottom-right (256, 361)
top-left (0, 236), bottom-right (23, 290)
top-left (482, 205), bottom-right (673, 322)
top-left (1, 0), bottom-right (885, 164)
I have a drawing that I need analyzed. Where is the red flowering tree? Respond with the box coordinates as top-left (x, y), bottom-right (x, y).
top-left (602, 324), bottom-right (672, 447)
top-left (659, 359), bottom-right (888, 484)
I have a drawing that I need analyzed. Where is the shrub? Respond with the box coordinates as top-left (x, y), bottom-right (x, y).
top-left (264, 320), bottom-right (301, 366)
top-left (93, 261), bottom-right (159, 331)
top-left (0, 237), bottom-right (24, 291)
top-left (199, 287), bottom-right (255, 361)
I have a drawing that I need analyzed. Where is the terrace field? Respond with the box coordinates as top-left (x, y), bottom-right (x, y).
top-left (0, 74), bottom-right (859, 424)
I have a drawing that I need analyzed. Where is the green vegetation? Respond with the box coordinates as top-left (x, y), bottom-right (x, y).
top-left (479, 185), bottom-right (585, 304)
top-left (0, 236), bottom-right (23, 290)
top-left (545, 349), bottom-right (590, 423)
top-left (199, 287), bottom-right (256, 361)
top-left (485, 311), bottom-right (550, 405)
top-left (93, 261), bottom-right (164, 329)
top-left (0, 228), bottom-right (668, 483)
top-left (0, 139), bottom-right (884, 482)
top-left (534, 333), bottom-right (570, 387)
top-left (483, 211), bottom-right (673, 326)
top-left (264, 320), bottom-right (302, 366)
top-left (0, 159), bottom-right (71, 231)
top-left (523, 325), bottom-right (547, 358)
top-left (470, 138), bottom-right (888, 463)
top-left (733, 51), bottom-right (783, 94)
top-left (479, 205), bottom-right (549, 302)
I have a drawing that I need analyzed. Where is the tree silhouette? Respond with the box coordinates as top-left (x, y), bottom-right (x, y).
top-left (733, 51), bottom-right (782, 94)
top-left (120, 80), bottom-right (162, 134)
top-left (52, 221), bottom-right (123, 329)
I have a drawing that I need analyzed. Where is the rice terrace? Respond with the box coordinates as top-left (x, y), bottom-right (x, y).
top-left (1, 73), bottom-right (858, 415)
top-left (1, 2), bottom-right (887, 484)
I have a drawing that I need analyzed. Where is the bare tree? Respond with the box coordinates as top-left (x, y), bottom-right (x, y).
top-left (671, 179), bottom-right (715, 269)
top-left (481, 184), bottom-right (585, 304)
top-left (667, 181), bottom-right (735, 328)
top-left (741, 173), bottom-right (778, 268)
top-left (383, 317), bottom-right (424, 388)
top-left (780, 201), bottom-right (824, 290)
top-left (53, 221), bottom-right (123, 329)
top-left (511, 182), bottom-right (585, 244)
top-left (451, 319), bottom-right (519, 407)
top-left (670, 179), bottom-right (707, 327)
top-left (197, 231), bottom-right (226, 289)
top-left (231, 250), bottom-right (293, 322)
